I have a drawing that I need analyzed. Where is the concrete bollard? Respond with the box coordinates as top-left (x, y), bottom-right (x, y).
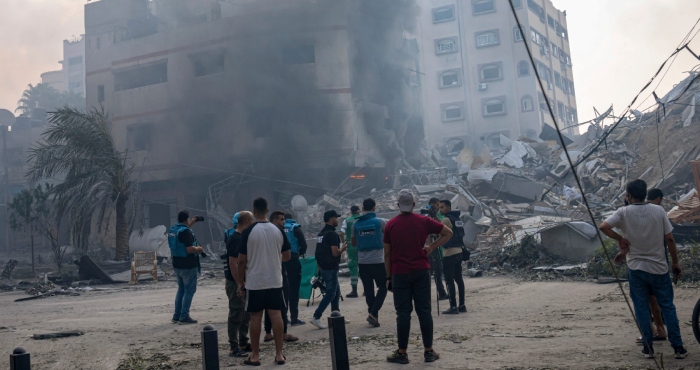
top-left (201, 325), bottom-right (220, 370)
top-left (328, 311), bottom-right (350, 370)
top-left (10, 347), bottom-right (30, 370)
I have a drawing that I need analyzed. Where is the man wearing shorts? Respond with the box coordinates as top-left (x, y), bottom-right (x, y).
top-left (238, 198), bottom-right (291, 366)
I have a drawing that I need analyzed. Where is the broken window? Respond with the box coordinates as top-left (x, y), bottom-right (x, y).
top-left (435, 37), bottom-right (458, 54)
top-left (517, 61), bottom-right (529, 77)
top-left (482, 97), bottom-right (506, 116)
top-left (190, 50), bottom-right (225, 77)
top-left (514, 26), bottom-right (523, 42)
top-left (98, 85), bottom-right (105, 103)
top-left (113, 60), bottom-right (167, 92)
top-left (441, 103), bottom-right (464, 122)
top-left (521, 95), bottom-right (534, 112)
top-left (127, 123), bottom-right (153, 151)
top-left (476, 30), bottom-right (499, 48)
top-left (547, 15), bottom-right (555, 29)
top-left (527, 0), bottom-right (545, 21)
top-left (472, 0), bottom-right (495, 15)
top-left (68, 56), bottom-right (83, 66)
top-left (282, 45), bottom-right (315, 65)
top-left (569, 107), bottom-right (578, 123)
top-left (439, 70), bottom-right (461, 88)
top-left (433, 6), bottom-right (455, 23)
top-left (479, 63), bottom-right (502, 82)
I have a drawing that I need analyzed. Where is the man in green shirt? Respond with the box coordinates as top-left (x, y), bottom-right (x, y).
top-left (339, 206), bottom-right (361, 297)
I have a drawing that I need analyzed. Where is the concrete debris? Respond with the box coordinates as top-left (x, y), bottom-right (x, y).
top-left (539, 222), bottom-right (599, 262)
top-left (33, 330), bottom-right (84, 340)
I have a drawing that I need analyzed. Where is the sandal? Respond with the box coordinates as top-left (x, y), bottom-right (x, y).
top-left (264, 335), bottom-right (274, 342)
top-left (244, 356), bottom-right (261, 366)
top-left (276, 355), bottom-right (286, 365)
top-left (284, 334), bottom-right (299, 342)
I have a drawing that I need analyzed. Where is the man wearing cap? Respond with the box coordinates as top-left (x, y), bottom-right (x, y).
top-left (339, 206), bottom-right (361, 298)
top-left (384, 190), bottom-right (453, 364)
top-left (310, 210), bottom-right (348, 329)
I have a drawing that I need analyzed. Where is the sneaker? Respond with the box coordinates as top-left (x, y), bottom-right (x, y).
top-left (387, 350), bottom-right (409, 364)
top-left (424, 350), bottom-right (440, 363)
top-left (642, 346), bottom-right (654, 359)
top-left (674, 346), bottom-right (688, 359)
top-left (346, 291), bottom-right (358, 298)
top-left (458, 305), bottom-right (467, 313)
top-left (367, 315), bottom-right (380, 327)
top-left (310, 318), bottom-right (327, 329)
top-left (179, 316), bottom-right (198, 325)
top-left (171, 317), bottom-right (179, 324)
top-left (290, 319), bottom-right (306, 326)
top-left (442, 307), bottom-right (459, 315)
top-left (229, 348), bottom-right (247, 357)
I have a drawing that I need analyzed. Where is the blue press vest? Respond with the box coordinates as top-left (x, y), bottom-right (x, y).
top-left (168, 224), bottom-right (192, 257)
top-left (284, 220), bottom-right (300, 254)
top-left (353, 213), bottom-right (383, 251)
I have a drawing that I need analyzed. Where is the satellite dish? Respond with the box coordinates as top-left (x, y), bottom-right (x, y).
top-left (0, 109), bottom-right (15, 126)
top-left (291, 195), bottom-right (308, 211)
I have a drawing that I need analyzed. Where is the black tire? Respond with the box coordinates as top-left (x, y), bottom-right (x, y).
top-left (692, 297), bottom-right (700, 344)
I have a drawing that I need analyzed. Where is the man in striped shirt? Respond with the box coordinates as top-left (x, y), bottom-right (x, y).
top-left (600, 179), bottom-right (687, 360)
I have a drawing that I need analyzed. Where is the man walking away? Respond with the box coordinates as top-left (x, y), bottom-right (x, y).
top-left (283, 212), bottom-right (308, 326)
top-left (225, 211), bottom-right (253, 357)
top-left (340, 206), bottom-right (361, 298)
top-left (238, 198), bottom-right (291, 366)
top-left (600, 180), bottom-right (687, 360)
top-left (425, 198), bottom-right (448, 301)
top-left (310, 210), bottom-right (349, 329)
top-left (438, 200), bottom-right (467, 314)
top-left (352, 198), bottom-right (387, 327)
top-left (383, 190), bottom-right (453, 364)
top-left (168, 210), bottom-right (204, 325)
top-left (263, 211), bottom-right (299, 343)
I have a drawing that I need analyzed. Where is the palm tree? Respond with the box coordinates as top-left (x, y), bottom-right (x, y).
top-left (27, 107), bottom-right (134, 260)
top-left (59, 90), bottom-right (86, 111)
top-left (16, 83), bottom-right (61, 115)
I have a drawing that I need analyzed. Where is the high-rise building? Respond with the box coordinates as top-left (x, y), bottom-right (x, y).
top-left (418, 0), bottom-right (578, 150)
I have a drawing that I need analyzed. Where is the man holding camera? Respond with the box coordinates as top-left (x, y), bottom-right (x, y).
top-left (168, 210), bottom-right (205, 325)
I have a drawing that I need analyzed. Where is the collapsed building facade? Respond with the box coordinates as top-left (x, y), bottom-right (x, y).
top-left (84, 0), bottom-right (423, 245)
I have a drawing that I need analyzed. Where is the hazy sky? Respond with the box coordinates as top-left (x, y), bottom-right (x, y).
top-left (1, 0), bottom-right (700, 123)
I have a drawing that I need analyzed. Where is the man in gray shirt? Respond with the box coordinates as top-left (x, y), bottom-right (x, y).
top-left (600, 179), bottom-right (687, 360)
top-left (351, 198), bottom-right (387, 327)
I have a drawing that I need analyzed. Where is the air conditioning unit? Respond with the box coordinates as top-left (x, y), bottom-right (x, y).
top-left (477, 83), bottom-right (488, 91)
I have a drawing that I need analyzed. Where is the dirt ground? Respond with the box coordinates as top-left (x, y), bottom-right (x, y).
top-left (2, 275), bottom-right (700, 370)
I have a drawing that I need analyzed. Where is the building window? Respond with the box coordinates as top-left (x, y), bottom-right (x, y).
top-left (517, 61), bottom-right (530, 76)
top-left (557, 101), bottom-right (566, 121)
top-left (68, 56), bottom-right (83, 66)
top-left (554, 72), bottom-right (562, 88)
top-left (482, 97), bottom-right (506, 116)
top-left (113, 60), bottom-right (168, 92)
top-left (569, 107), bottom-right (578, 123)
top-left (514, 26), bottom-right (523, 42)
top-left (282, 45), bottom-right (315, 65)
top-left (127, 124), bottom-right (153, 151)
top-left (433, 5), bottom-right (455, 23)
top-left (97, 85), bottom-right (105, 103)
top-left (479, 63), bottom-right (503, 82)
top-left (435, 37), bottom-right (458, 54)
top-left (476, 30), bottom-right (499, 48)
top-left (521, 95), bottom-right (534, 112)
top-left (473, 0), bottom-right (495, 15)
top-left (191, 50), bottom-right (225, 77)
top-left (441, 102), bottom-right (465, 122)
top-left (547, 15), bottom-right (555, 29)
top-left (439, 70), bottom-right (461, 88)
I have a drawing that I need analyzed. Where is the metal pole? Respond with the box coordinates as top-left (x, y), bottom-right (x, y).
top-left (10, 347), bottom-right (30, 370)
top-left (328, 311), bottom-right (349, 370)
top-left (201, 325), bottom-right (219, 370)
top-left (2, 126), bottom-right (9, 253)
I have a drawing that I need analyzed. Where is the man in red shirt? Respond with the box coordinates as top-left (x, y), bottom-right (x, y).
top-left (383, 189), bottom-right (453, 364)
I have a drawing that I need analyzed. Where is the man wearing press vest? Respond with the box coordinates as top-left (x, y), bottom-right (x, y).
top-left (283, 212), bottom-right (308, 326)
top-left (351, 198), bottom-right (387, 327)
top-left (168, 210), bottom-right (205, 325)
top-left (438, 200), bottom-right (467, 315)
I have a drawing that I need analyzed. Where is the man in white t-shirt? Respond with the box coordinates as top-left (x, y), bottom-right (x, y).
top-left (600, 179), bottom-right (687, 360)
top-left (238, 198), bottom-right (291, 366)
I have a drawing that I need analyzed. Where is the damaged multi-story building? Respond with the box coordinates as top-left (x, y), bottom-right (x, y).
top-left (417, 0), bottom-right (579, 149)
top-left (84, 0), bottom-right (424, 244)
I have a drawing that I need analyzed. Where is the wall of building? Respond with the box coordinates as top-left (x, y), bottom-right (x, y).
top-left (63, 37), bottom-right (86, 96)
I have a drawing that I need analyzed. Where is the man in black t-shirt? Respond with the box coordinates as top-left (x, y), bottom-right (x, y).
top-left (225, 211), bottom-right (253, 357)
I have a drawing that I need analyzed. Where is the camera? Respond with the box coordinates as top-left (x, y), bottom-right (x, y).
top-left (195, 216), bottom-right (205, 222)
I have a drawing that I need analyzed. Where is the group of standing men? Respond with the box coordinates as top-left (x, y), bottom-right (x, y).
top-left (168, 189), bottom-right (468, 365)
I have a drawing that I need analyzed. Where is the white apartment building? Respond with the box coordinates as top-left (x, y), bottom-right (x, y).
top-left (418, 0), bottom-right (579, 150)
